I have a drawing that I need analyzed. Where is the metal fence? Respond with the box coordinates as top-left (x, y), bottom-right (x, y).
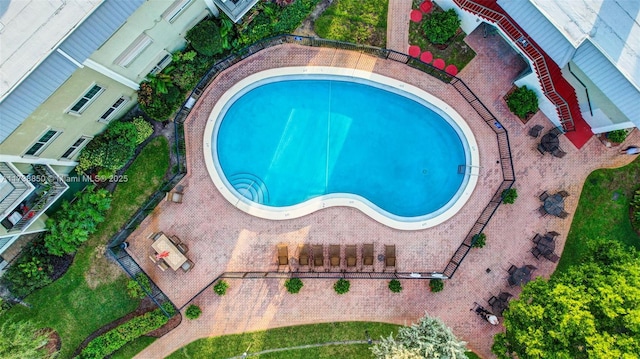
top-left (106, 34), bottom-right (515, 311)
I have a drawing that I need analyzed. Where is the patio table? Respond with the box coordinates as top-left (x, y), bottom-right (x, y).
top-left (508, 265), bottom-right (536, 286)
top-left (540, 133), bottom-right (560, 152)
top-left (152, 233), bottom-right (188, 271)
top-left (543, 194), bottom-right (564, 216)
top-left (536, 235), bottom-right (556, 255)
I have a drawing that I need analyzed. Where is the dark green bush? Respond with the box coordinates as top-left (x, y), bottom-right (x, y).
top-left (213, 280), bottom-right (229, 296)
top-left (388, 279), bottom-right (402, 293)
top-left (506, 86), bottom-right (538, 119)
top-left (2, 255), bottom-right (52, 298)
top-left (422, 9), bottom-right (460, 45)
top-left (78, 306), bottom-right (171, 359)
top-left (630, 189), bottom-right (640, 229)
top-left (44, 187), bottom-right (111, 256)
top-left (171, 52), bottom-right (216, 91)
top-left (284, 278), bottom-right (304, 294)
top-left (334, 278), bottom-right (350, 294)
top-left (126, 273), bottom-right (152, 300)
top-left (472, 233), bottom-right (486, 248)
top-left (237, 0), bottom-right (319, 46)
top-left (501, 188), bottom-right (518, 204)
top-left (607, 129), bottom-right (628, 143)
top-left (139, 85), bottom-right (184, 121)
top-left (186, 19), bottom-right (227, 56)
top-left (429, 278), bottom-right (444, 293)
top-left (185, 305), bottom-right (202, 320)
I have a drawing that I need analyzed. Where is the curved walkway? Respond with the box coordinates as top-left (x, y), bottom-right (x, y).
top-left (132, 20), bottom-right (639, 359)
top-left (226, 340), bottom-right (376, 359)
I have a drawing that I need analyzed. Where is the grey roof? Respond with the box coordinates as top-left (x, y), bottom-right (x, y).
top-left (213, 0), bottom-right (258, 23)
top-left (498, 0), bottom-right (575, 67)
top-left (573, 41), bottom-right (640, 127)
top-left (0, 0), bottom-right (145, 143)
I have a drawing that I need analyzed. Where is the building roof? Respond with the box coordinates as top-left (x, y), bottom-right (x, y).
top-left (212, 0), bottom-right (259, 23)
top-left (0, 0), bottom-right (144, 143)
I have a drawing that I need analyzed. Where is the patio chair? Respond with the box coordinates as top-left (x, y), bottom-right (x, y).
top-left (558, 190), bottom-right (570, 198)
top-left (528, 125), bottom-right (544, 138)
top-left (547, 231), bottom-right (560, 238)
top-left (539, 191), bottom-right (549, 201)
top-left (176, 242), bottom-right (188, 254)
top-left (181, 259), bottom-right (194, 272)
top-left (169, 235), bottom-right (182, 245)
top-left (537, 144), bottom-right (546, 155)
top-left (277, 244), bottom-right (289, 266)
top-left (552, 148), bottom-right (567, 158)
top-left (538, 206), bottom-right (548, 217)
top-left (488, 296), bottom-right (498, 306)
top-left (157, 261), bottom-right (169, 271)
top-left (548, 127), bottom-right (563, 137)
top-left (544, 253), bottom-right (560, 263)
top-left (498, 292), bottom-right (513, 301)
top-left (507, 264), bottom-right (517, 275)
top-left (557, 210), bottom-right (569, 219)
top-left (329, 245), bottom-right (340, 267)
top-left (312, 245), bottom-right (324, 268)
top-left (298, 244), bottom-right (310, 267)
top-left (346, 245), bottom-right (356, 267)
top-left (531, 247), bottom-right (542, 259)
top-left (165, 190), bottom-right (183, 203)
top-left (385, 245), bottom-right (396, 270)
top-left (363, 244), bottom-right (374, 267)
top-left (149, 255), bottom-right (157, 263)
top-left (532, 233), bottom-right (542, 244)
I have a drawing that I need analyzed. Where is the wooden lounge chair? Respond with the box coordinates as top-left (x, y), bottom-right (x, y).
top-left (363, 244), bottom-right (374, 267)
top-left (277, 244), bottom-right (289, 266)
top-left (157, 261), bottom-right (169, 271)
top-left (312, 245), bottom-right (324, 268)
top-left (558, 190), bottom-right (569, 198)
top-left (557, 210), bottom-right (569, 219)
top-left (531, 247), bottom-right (542, 259)
top-left (298, 244), bottom-right (310, 267)
top-left (538, 206), bottom-right (548, 217)
top-left (329, 245), bottom-right (340, 267)
top-left (539, 191), bottom-right (549, 201)
top-left (385, 245), bottom-right (396, 270)
top-left (346, 245), bottom-right (356, 267)
top-left (537, 144), bottom-right (546, 155)
top-left (544, 253), bottom-right (560, 263)
top-left (507, 264), bottom-right (517, 275)
top-left (181, 259), bottom-right (194, 272)
top-left (528, 125), bottom-right (544, 138)
top-left (552, 148), bottom-right (567, 158)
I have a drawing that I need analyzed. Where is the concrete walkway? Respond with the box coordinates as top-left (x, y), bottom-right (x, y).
top-left (386, 0), bottom-right (412, 52)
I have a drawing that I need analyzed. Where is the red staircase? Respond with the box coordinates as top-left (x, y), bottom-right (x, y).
top-left (454, 0), bottom-right (593, 148)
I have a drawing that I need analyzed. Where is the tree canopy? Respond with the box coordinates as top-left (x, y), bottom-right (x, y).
top-left (493, 238), bottom-right (640, 359)
top-left (0, 320), bottom-right (51, 359)
top-left (371, 313), bottom-right (468, 358)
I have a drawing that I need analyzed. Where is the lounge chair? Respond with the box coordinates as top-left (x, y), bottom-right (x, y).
top-left (507, 264), bottom-right (517, 275)
top-left (298, 244), bottom-right (310, 266)
top-left (537, 144), bottom-right (546, 155)
top-left (558, 190), bottom-right (569, 198)
top-left (552, 148), bottom-right (567, 158)
top-left (544, 253), bottom-right (560, 263)
top-left (181, 259), bottom-right (194, 272)
top-left (385, 245), bottom-right (396, 270)
top-left (346, 245), bottom-right (356, 267)
top-left (531, 247), bottom-right (542, 259)
top-left (557, 210), bottom-right (569, 219)
top-left (277, 244), bottom-right (288, 266)
top-left (539, 191), bottom-right (549, 201)
top-left (363, 244), bottom-right (374, 267)
top-left (329, 245), bottom-right (340, 267)
top-left (157, 261), bottom-right (169, 271)
top-left (165, 190), bottom-right (183, 203)
top-left (312, 245), bottom-right (324, 268)
top-left (528, 125), bottom-right (544, 138)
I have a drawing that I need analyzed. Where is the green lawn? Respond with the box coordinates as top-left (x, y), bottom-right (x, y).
top-left (168, 322), bottom-right (400, 359)
top-left (408, 1), bottom-right (476, 71)
top-left (1, 136), bottom-right (170, 358)
top-left (315, 0), bottom-right (388, 47)
top-left (555, 156), bottom-right (640, 273)
top-left (110, 335), bottom-right (157, 359)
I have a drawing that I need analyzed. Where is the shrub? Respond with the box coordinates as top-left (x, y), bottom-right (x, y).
top-left (388, 279), bottom-right (402, 293)
top-left (284, 278), bottom-right (304, 294)
top-left (44, 187), bottom-right (112, 256)
top-left (631, 189), bottom-right (640, 229)
top-left (185, 305), bottom-right (202, 320)
top-left (139, 85), bottom-right (184, 121)
top-left (506, 86), bottom-right (538, 119)
top-left (186, 19), bottom-right (227, 56)
top-left (79, 306), bottom-right (171, 359)
top-left (213, 280), bottom-right (229, 296)
top-left (334, 278), bottom-right (350, 294)
top-left (472, 233), bottom-right (486, 248)
top-left (126, 273), bottom-right (152, 300)
top-left (502, 188), bottom-right (518, 204)
top-left (422, 9), bottom-right (460, 45)
top-left (132, 116), bottom-right (153, 144)
top-left (429, 278), bottom-right (444, 292)
top-left (76, 120), bottom-right (141, 175)
top-left (2, 255), bottom-right (52, 298)
top-left (607, 129), bottom-right (628, 143)
top-left (237, 0), bottom-right (319, 46)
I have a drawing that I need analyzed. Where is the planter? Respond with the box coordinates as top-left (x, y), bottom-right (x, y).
top-left (503, 85), bottom-right (537, 124)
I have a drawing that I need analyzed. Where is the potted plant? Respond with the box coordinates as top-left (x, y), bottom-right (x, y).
top-left (429, 278), bottom-right (444, 292)
top-left (472, 233), bottom-right (486, 248)
top-left (502, 188), bottom-right (518, 204)
top-left (284, 278), bottom-right (303, 294)
top-left (334, 278), bottom-right (350, 294)
top-left (388, 279), bottom-right (402, 293)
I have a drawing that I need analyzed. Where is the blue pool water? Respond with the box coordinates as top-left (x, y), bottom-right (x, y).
top-left (215, 79), bottom-right (466, 217)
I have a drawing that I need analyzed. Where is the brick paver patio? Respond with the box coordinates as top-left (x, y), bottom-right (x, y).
top-left (132, 28), bottom-right (638, 358)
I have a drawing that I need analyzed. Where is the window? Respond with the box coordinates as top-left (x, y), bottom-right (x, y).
top-left (114, 34), bottom-right (153, 67)
top-left (61, 136), bottom-right (90, 159)
top-left (149, 53), bottom-right (172, 76)
top-left (69, 84), bottom-right (104, 114)
top-left (163, 0), bottom-right (194, 23)
top-left (25, 130), bottom-right (59, 156)
top-left (99, 96), bottom-right (129, 123)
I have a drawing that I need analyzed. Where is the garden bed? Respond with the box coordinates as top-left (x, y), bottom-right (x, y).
top-left (503, 85), bottom-right (536, 124)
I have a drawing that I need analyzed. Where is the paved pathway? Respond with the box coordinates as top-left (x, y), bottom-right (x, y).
top-left (132, 29), bottom-right (639, 359)
top-left (386, 0), bottom-right (412, 52)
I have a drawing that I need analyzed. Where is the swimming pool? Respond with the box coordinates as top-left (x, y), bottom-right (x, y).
top-left (204, 67), bottom-right (479, 230)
